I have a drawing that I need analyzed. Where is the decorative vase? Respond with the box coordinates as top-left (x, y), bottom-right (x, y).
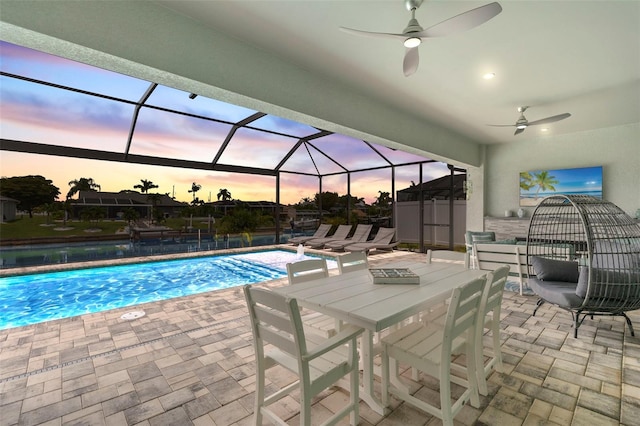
top-left (517, 208), bottom-right (525, 218)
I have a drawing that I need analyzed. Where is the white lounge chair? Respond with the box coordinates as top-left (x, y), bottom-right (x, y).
top-left (324, 224), bottom-right (373, 251)
top-left (304, 224), bottom-right (352, 249)
top-left (344, 227), bottom-right (398, 253)
top-left (288, 223), bottom-right (331, 245)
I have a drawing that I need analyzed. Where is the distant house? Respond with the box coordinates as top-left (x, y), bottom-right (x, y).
top-left (208, 200), bottom-right (288, 222)
top-left (397, 174), bottom-right (467, 202)
top-left (71, 191), bottom-right (187, 219)
top-left (0, 196), bottom-right (19, 222)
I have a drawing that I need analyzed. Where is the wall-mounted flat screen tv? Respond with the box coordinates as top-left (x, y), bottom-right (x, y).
top-left (519, 166), bottom-right (603, 207)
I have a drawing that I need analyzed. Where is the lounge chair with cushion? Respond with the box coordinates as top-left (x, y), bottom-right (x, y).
top-left (304, 224), bottom-right (352, 249)
top-left (324, 224), bottom-right (373, 251)
top-left (288, 223), bottom-right (331, 245)
top-left (344, 227), bottom-right (398, 253)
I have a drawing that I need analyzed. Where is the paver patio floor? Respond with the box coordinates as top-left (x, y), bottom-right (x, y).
top-left (1, 249), bottom-right (639, 425)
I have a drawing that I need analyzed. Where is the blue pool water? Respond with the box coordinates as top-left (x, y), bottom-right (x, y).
top-left (0, 250), bottom-right (336, 330)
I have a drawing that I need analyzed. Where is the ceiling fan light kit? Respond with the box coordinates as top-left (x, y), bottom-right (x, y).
top-left (404, 37), bottom-right (421, 48)
top-left (340, 1), bottom-right (503, 76)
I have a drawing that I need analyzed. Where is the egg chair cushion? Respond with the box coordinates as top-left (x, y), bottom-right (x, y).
top-left (528, 278), bottom-right (583, 309)
top-left (531, 256), bottom-right (579, 283)
top-left (576, 266), bottom-right (640, 300)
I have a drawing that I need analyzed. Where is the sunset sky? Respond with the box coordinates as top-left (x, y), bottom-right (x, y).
top-left (0, 41), bottom-right (454, 204)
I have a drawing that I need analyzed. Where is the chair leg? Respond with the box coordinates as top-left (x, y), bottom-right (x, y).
top-left (622, 312), bottom-right (636, 337)
top-left (350, 341), bottom-right (360, 426)
top-left (491, 322), bottom-right (504, 373)
top-left (532, 298), bottom-right (545, 316)
top-left (466, 339), bottom-right (480, 409)
top-left (254, 366), bottom-right (265, 425)
top-left (474, 333), bottom-right (488, 397)
top-left (381, 347), bottom-right (390, 408)
top-left (439, 362), bottom-right (454, 426)
top-left (300, 387), bottom-right (311, 426)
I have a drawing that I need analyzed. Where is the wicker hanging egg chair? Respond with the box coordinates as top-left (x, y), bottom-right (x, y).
top-left (527, 195), bottom-right (640, 337)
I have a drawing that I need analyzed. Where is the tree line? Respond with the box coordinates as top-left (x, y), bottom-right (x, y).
top-left (1, 175), bottom-right (392, 234)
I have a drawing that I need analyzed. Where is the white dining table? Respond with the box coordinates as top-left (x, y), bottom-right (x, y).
top-left (273, 260), bottom-right (488, 415)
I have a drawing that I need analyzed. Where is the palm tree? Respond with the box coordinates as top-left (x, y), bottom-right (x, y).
top-left (146, 193), bottom-right (164, 224)
top-left (217, 188), bottom-right (232, 201)
top-left (66, 177), bottom-right (101, 200)
top-left (188, 182), bottom-right (202, 202)
top-left (533, 171), bottom-right (559, 196)
top-left (133, 179), bottom-right (158, 194)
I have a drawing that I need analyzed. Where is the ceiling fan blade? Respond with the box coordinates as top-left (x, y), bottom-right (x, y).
top-left (403, 47), bottom-right (419, 77)
top-left (418, 2), bottom-right (502, 38)
top-left (487, 124), bottom-right (516, 127)
top-left (528, 113), bottom-right (571, 126)
top-left (514, 127), bottom-right (526, 136)
top-left (340, 27), bottom-right (406, 41)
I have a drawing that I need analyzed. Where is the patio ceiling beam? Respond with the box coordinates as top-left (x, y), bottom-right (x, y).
top-left (305, 140), bottom-right (348, 172)
top-left (125, 82), bottom-right (158, 158)
top-left (211, 112), bottom-right (266, 165)
top-left (274, 130), bottom-right (332, 172)
top-left (319, 159), bottom-right (437, 177)
top-left (1, 139), bottom-right (277, 176)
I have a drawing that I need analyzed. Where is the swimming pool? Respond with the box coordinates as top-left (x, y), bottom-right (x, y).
top-left (0, 249), bottom-right (337, 330)
top-left (0, 233), bottom-right (295, 269)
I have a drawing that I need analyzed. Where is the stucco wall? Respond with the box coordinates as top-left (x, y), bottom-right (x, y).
top-left (485, 123), bottom-right (640, 218)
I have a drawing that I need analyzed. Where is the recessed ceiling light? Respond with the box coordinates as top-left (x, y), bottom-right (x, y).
top-left (541, 128), bottom-right (548, 132)
top-left (482, 72), bottom-right (496, 80)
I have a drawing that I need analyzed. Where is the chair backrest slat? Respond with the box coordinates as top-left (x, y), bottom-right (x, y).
top-left (254, 305), bottom-right (295, 334)
top-left (257, 325), bottom-right (299, 356)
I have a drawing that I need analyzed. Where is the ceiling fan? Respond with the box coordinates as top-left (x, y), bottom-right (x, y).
top-left (489, 106), bottom-right (572, 135)
top-left (340, 0), bottom-right (502, 77)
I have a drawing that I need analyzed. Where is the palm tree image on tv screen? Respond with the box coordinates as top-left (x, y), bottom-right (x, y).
top-left (519, 166), bottom-right (603, 207)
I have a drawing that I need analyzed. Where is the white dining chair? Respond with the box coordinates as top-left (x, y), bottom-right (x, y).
top-left (416, 266), bottom-right (510, 396)
top-left (337, 251), bottom-right (369, 274)
top-left (243, 285), bottom-right (363, 426)
top-left (426, 249), bottom-right (470, 268)
top-left (286, 259), bottom-right (338, 337)
top-left (475, 265), bottom-right (509, 395)
top-left (418, 249), bottom-right (469, 334)
top-left (380, 276), bottom-right (486, 426)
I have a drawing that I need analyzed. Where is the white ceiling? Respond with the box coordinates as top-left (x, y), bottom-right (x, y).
top-left (156, 0), bottom-right (640, 144)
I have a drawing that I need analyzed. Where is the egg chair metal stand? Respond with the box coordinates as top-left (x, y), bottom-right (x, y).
top-left (526, 195), bottom-right (640, 338)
